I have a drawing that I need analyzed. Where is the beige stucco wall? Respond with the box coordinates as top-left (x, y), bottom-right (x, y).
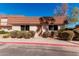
top-left (2, 25), bottom-right (61, 31)
top-left (58, 25), bottom-right (61, 30)
top-left (0, 28), bottom-right (9, 32)
top-left (30, 26), bottom-right (37, 31)
top-left (12, 26), bottom-right (21, 31)
top-left (12, 25), bottom-right (37, 31)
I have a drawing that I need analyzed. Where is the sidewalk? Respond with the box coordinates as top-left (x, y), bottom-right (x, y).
top-left (0, 37), bottom-right (79, 47)
top-left (69, 41), bottom-right (79, 45)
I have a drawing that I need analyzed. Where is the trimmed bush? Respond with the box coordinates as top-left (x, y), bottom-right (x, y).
top-left (58, 30), bottom-right (75, 41)
top-left (10, 31), bottom-right (18, 38)
top-left (10, 31), bottom-right (34, 39)
top-left (29, 31), bottom-right (35, 37)
top-left (50, 31), bottom-right (54, 38)
top-left (42, 32), bottom-right (48, 38)
top-left (0, 30), bottom-right (8, 34)
top-left (42, 31), bottom-right (50, 38)
top-left (48, 32), bottom-right (51, 37)
top-left (57, 30), bottom-right (64, 39)
top-left (3, 34), bottom-right (10, 38)
top-left (58, 29), bottom-right (65, 33)
top-left (59, 32), bottom-right (70, 40)
top-left (73, 29), bottom-right (79, 41)
top-left (42, 31), bottom-right (54, 38)
top-left (23, 31), bottom-right (31, 39)
top-left (16, 31), bottom-right (23, 38)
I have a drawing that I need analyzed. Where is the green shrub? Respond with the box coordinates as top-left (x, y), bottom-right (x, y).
top-left (58, 29), bottom-right (65, 33)
top-left (3, 34), bottom-right (10, 38)
top-left (29, 31), bottom-right (35, 37)
top-left (59, 32), bottom-right (70, 40)
top-left (57, 30), bottom-right (64, 39)
top-left (42, 31), bottom-right (54, 38)
top-left (10, 31), bottom-right (18, 38)
top-left (73, 29), bottom-right (79, 41)
top-left (58, 32), bottom-right (62, 39)
top-left (48, 32), bottom-right (51, 37)
top-left (49, 31), bottom-right (54, 38)
top-left (23, 32), bottom-right (31, 39)
top-left (42, 31), bottom-right (49, 38)
top-left (10, 31), bottom-right (35, 39)
top-left (16, 31), bottom-right (23, 38)
top-left (58, 30), bottom-right (75, 41)
top-left (0, 30), bottom-right (8, 34)
top-left (28, 32), bottom-right (32, 38)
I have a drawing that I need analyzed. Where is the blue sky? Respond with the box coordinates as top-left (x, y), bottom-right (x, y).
top-left (0, 3), bottom-right (78, 16)
top-left (0, 3), bottom-right (62, 16)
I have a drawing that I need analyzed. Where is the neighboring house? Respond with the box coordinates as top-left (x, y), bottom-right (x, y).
top-left (0, 15), bottom-right (67, 32)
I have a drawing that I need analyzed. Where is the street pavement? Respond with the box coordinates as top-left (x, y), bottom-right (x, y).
top-left (0, 37), bottom-right (78, 56)
top-left (0, 43), bottom-right (78, 56)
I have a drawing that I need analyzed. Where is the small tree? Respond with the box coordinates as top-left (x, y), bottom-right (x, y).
top-left (61, 3), bottom-right (68, 15)
top-left (37, 17), bottom-right (55, 36)
top-left (54, 3), bottom-right (68, 16)
top-left (70, 7), bottom-right (79, 23)
top-left (72, 7), bottom-right (79, 17)
top-left (65, 7), bottom-right (79, 29)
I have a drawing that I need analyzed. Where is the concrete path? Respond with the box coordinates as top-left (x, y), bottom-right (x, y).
top-left (69, 41), bottom-right (79, 45)
top-left (0, 37), bottom-right (79, 47)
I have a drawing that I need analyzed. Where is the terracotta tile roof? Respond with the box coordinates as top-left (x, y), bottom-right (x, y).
top-left (8, 17), bottom-right (40, 25)
top-left (0, 15), bottom-right (40, 26)
top-left (54, 16), bottom-right (67, 25)
top-left (0, 15), bottom-right (67, 26)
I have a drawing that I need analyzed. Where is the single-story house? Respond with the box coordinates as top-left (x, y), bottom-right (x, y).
top-left (0, 15), bottom-right (67, 32)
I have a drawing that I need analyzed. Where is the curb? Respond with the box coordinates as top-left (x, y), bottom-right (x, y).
top-left (0, 42), bottom-right (79, 47)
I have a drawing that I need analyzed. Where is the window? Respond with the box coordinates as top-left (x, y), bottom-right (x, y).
top-left (25, 25), bottom-right (29, 30)
top-left (49, 25), bottom-right (54, 30)
top-left (53, 25), bottom-right (58, 30)
top-left (21, 25), bottom-right (25, 30)
top-left (21, 25), bottom-right (29, 31)
top-left (49, 25), bottom-right (58, 30)
top-left (1, 19), bottom-right (8, 25)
